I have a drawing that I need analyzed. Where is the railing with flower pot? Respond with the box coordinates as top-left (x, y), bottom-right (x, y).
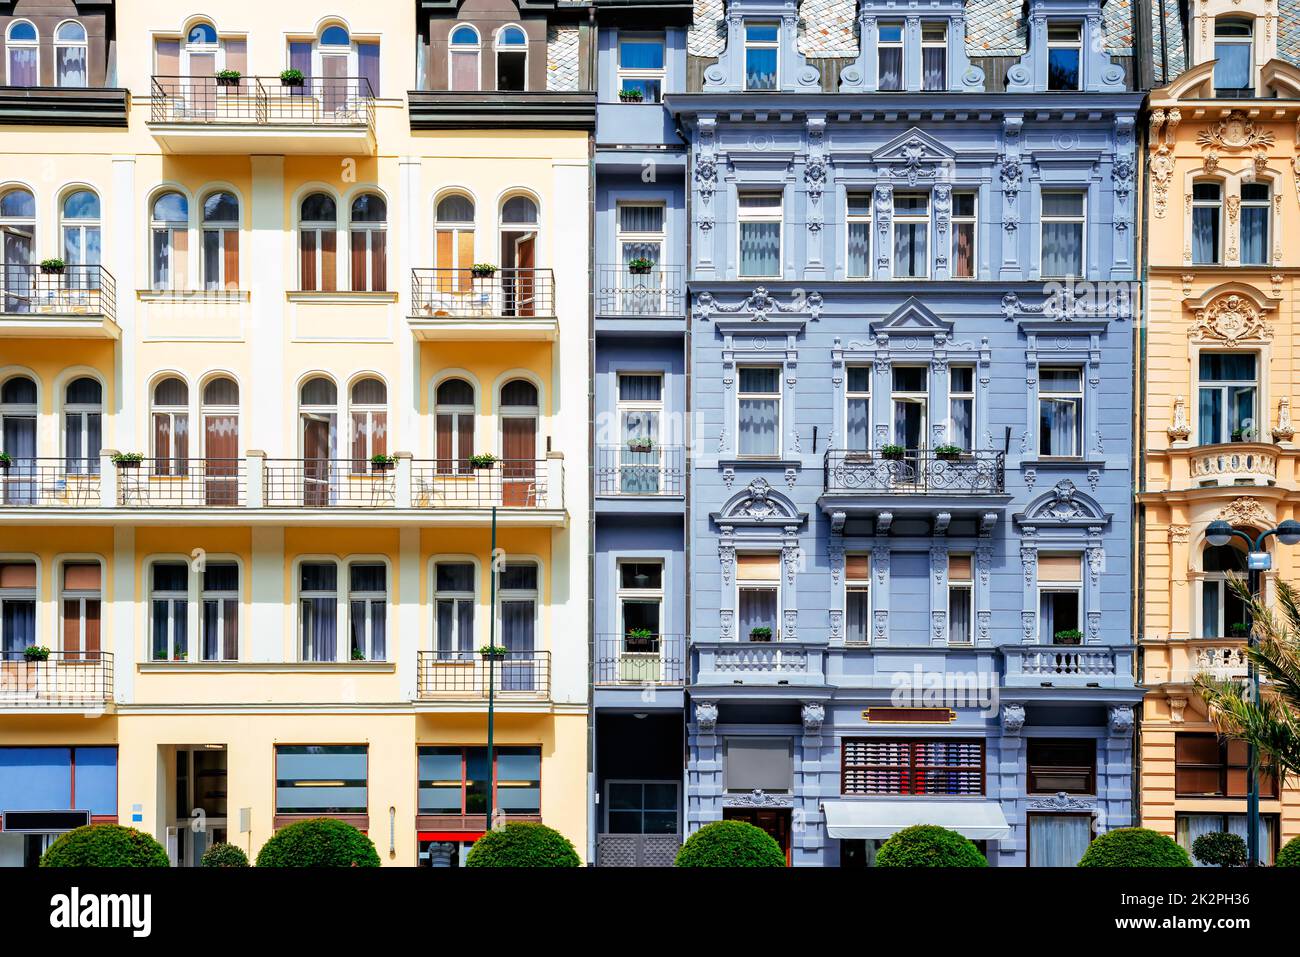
top-left (823, 448), bottom-right (1006, 495)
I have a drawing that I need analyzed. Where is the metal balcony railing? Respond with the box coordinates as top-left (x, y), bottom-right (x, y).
top-left (117, 459), bottom-right (246, 507)
top-left (410, 459), bottom-right (558, 509)
top-left (0, 459), bottom-right (100, 507)
top-left (0, 651), bottom-right (113, 707)
top-left (263, 459), bottom-right (396, 508)
top-left (150, 75), bottom-right (374, 130)
top-left (594, 634), bottom-right (685, 686)
top-left (0, 264), bottom-right (116, 321)
top-left (593, 445), bottom-right (684, 497)
top-left (410, 268), bottom-right (555, 319)
top-left (823, 449), bottom-right (1006, 495)
top-left (594, 264), bottom-right (686, 317)
top-left (415, 650), bottom-right (550, 699)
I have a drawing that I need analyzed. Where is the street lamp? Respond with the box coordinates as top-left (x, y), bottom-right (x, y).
top-left (1201, 518), bottom-right (1300, 865)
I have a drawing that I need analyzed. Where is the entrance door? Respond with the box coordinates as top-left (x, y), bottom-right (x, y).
top-left (723, 807), bottom-right (791, 865)
top-left (501, 415), bottom-right (536, 507)
top-left (301, 415), bottom-right (333, 506)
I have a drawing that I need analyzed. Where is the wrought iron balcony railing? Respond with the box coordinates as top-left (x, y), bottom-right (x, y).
top-left (410, 458), bottom-right (558, 509)
top-left (150, 75), bottom-right (374, 129)
top-left (0, 264), bottom-right (116, 321)
top-left (594, 264), bottom-right (685, 317)
top-left (0, 459), bottom-right (100, 507)
top-left (823, 448), bottom-right (1006, 495)
top-left (263, 458), bottom-right (396, 508)
top-left (117, 458), bottom-right (246, 507)
top-left (410, 268), bottom-right (555, 319)
top-left (594, 633), bottom-right (685, 686)
top-left (0, 651), bottom-right (113, 707)
top-left (593, 445), bottom-right (684, 497)
top-left (415, 650), bottom-right (550, 699)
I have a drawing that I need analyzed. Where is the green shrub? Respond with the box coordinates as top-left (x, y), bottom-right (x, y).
top-left (201, 842), bottom-right (250, 868)
top-left (254, 818), bottom-right (380, 867)
top-left (875, 825), bottom-right (988, 868)
top-left (674, 820), bottom-right (786, 867)
top-left (1191, 831), bottom-right (1246, 867)
top-left (1276, 835), bottom-right (1300, 867)
top-left (1078, 827), bottom-right (1191, 867)
top-left (465, 822), bottom-right (580, 867)
top-left (40, 824), bottom-right (169, 868)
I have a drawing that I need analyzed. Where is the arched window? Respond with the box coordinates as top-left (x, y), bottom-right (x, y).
top-left (201, 377), bottom-right (240, 505)
top-left (298, 192), bottom-right (337, 292)
top-left (1240, 181), bottom-right (1270, 266)
top-left (436, 378), bottom-right (475, 474)
top-left (496, 25), bottom-right (527, 92)
top-left (349, 377), bottom-right (387, 471)
top-left (321, 25), bottom-right (350, 46)
top-left (1214, 18), bottom-right (1254, 97)
top-left (449, 26), bottom-right (481, 91)
top-left (299, 377), bottom-right (337, 505)
top-left (288, 22), bottom-right (380, 103)
top-left (0, 188), bottom-right (36, 313)
top-left (201, 191), bottom-right (239, 291)
top-left (55, 21), bottom-right (88, 87)
top-left (499, 195), bottom-right (538, 316)
top-left (0, 374), bottom-right (37, 470)
top-left (64, 376), bottom-right (102, 473)
top-left (1191, 181), bottom-right (1222, 265)
top-left (61, 191), bottom-right (101, 283)
top-left (150, 191), bottom-right (189, 290)
top-left (6, 21), bottom-right (38, 86)
top-left (436, 193), bottom-right (475, 289)
top-left (151, 376), bottom-right (190, 475)
top-left (1202, 542), bottom-right (1250, 639)
top-left (499, 379), bottom-right (538, 506)
top-left (349, 194), bottom-right (387, 292)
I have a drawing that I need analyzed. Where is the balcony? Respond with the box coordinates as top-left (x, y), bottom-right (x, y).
top-left (595, 264), bottom-right (686, 319)
top-left (415, 650), bottom-right (551, 703)
top-left (0, 459), bottom-right (100, 507)
top-left (1002, 645), bottom-right (1136, 691)
top-left (0, 652), bottom-right (113, 710)
top-left (0, 265), bottom-right (118, 337)
top-left (692, 640), bottom-right (827, 694)
top-left (408, 268), bottom-right (556, 339)
top-left (148, 76), bottom-right (375, 154)
top-left (820, 449), bottom-right (1010, 527)
top-left (117, 458), bottom-right (246, 507)
top-left (1188, 443), bottom-right (1277, 487)
top-left (263, 459), bottom-right (396, 508)
top-left (594, 445), bottom-right (685, 504)
top-left (595, 634), bottom-right (685, 687)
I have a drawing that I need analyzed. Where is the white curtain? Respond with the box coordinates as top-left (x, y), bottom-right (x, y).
top-left (1029, 815), bottom-right (1091, 867)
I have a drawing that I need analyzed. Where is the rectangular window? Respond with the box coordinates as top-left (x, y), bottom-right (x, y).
top-left (1177, 813), bottom-right (1276, 866)
top-left (1029, 814), bottom-right (1092, 867)
top-left (435, 562), bottom-right (475, 658)
top-left (738, 191), bottom-right (782, 278)
top-left (348, 563), bottom-right (387, 662)
top-left (618, 561), bottom-right (663, 659)
top-left (891, 365), bottom-right (928, 450)
top-left (61, 562), bottom-right (101, 659)
top-left (616, 373), bottom-right (664, 493)
top-left (877, 22), bottom-right (903, 91)
top-left (725, 738), bottom-right (793, 792)
top-left (616, 203), bottom-right (666, 315)
top-left (1191, 182), bottom-right (1222, 264)
top-left (1027, 739), bottom-right (1096, 793)
top-left (845, 191), bottom-right (872, 278)
top-left (357, 41), bottom-right (380, 97)
top-left (0, 747), bottom-right (117, 816)
top-left (845, 554), bottom-right (870, 645)
top-left (737, 553), bottom-right (780, 641)
top-left (274, 745), bottom-right (367, 815)
top-left (150, 561), bottom-right (189, 662)
top-left (201, 562), bottom-right (238, 661)
top-left (1041, 191), bottom-right (1085, 277)
top-left (1039, 366), bottom-right (1083, 457)
top-left (1038, 554), bottom-right (1082, 644)
top-left (417, 746), bottom-right (541, 816)
top-left (0, 562), bottom-right (37, 659)
top-left (952, 191), bottom-right (976, 278)
top-left (744, 22), bottom-right (779, 91)
top-left (842, 739), bottom-right (984, 796)
top-left (1213, 20), bottom-right (1254, 96)
top-left (1175, 733), bottom-right (1277, 798)
top-left (299, 561), bottom-right (338, 663)
top-left (846, 366), bottom-right (871, 451)
top-left (617, 32), bottom-right (665, 102)
top-left (921, 22), bottom-right (947, 90)
top-left (1047, 22), bottom-right (1082, 90)
top-left (605, 780), bottom-right (679, 835)
top-left (1197, 353), bottom-right (1257, 445)
top-left (1240, 182), bottom-right (1270, 266)
top-left (947, 554), bottom-right (973, 644)
top-left (948, 366), bottom-right (974, 450)
top-left (892, 192), bottom-right (929, 278)
top-left (737, 366), bottom-right (780, 457)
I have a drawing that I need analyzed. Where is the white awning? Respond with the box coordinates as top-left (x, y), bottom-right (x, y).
top-left (821, 800), bottom-right (1012, 841)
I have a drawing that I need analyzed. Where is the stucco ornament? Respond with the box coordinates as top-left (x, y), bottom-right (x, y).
top-left (694, 155), bottom-right (718, 202)
top-left (1108, 705), bottom-right (1134, 735)
top-left (888, 137), bottom-right (942, 187)
top-left (731, 478), bottom-right (783, 520)
top-left (801, 701), bottom-right (826, 734)
top-left (1027, 792), bottom-right (1096, 811)
top-left (804, 155), bottom-right (827, 201)
top-left (694, 700), bottom-right (719, 733)
top-left (1196, 112), bottom-right (1276, 152)
top-left (694, 286), bottom-right (822, 322)
top-left (1041, 480), bottom-right (1086, 520)
top-left (1150, 146), bottom-right (1174, 218)
top-left (1001, 703), bottom-right (1026, 735)
top-left (1111, 155), bottom-right (1135, 200)
top-left (1189, 294), bottom-right (1272, 346)
top-left (1218, 496), bottom-right (1271, 528)
top-left (1274, 397), bottom-right (1296, 442)
top-left (724, 789), bottom-right (793, 808)
top-left (1167, 395), bottom-right (1192, 441)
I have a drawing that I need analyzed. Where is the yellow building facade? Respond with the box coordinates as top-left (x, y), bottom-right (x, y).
top-left (1139, 0), bottom-right (1300, 861)
top-left (0, 1), bottom-right (592, 866)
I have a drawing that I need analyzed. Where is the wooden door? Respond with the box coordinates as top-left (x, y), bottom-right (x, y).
top-left (723, 808), bottom-right (791, 865)
top-left (501, 416), bottom-right (536, 507)
top-left (513, 235), bottom-right (535, 317)
top-left (302, 415), bottom-right (332, 507)
top-left (204, 414), bottom-right (238, 506)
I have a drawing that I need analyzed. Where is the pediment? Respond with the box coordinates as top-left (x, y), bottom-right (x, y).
top-left (1017, 480), bottom-right (1109, 526)
top-left (872, 127), bottom-right (954, 164)
top-left (1154, 61), bottom-right (1215, 101)
top-left (870, 297), bottom-right (953, 335)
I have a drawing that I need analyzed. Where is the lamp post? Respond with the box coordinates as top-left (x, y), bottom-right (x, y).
top-left (485, 505), bottom-right (498, 833)
top-left (1203, 517), bottom-right (1300, 866)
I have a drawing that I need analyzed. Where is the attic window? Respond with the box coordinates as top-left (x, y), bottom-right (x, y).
top-left (1214, 19), bottom-right (1254, 97)
top-left (496, 25), bottom-right (527, 91)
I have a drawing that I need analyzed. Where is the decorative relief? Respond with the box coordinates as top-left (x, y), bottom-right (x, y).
top-left (1150, 145), bottom-right (1174, 218)
top-left (1168, 695), bottom-right (1188, 723)
top-left (724, 789), bottom-right (793, 808)
top-left (1168, 524), bottom-right (1191, 544)
top-left (1219, 496), bottom-right (1271, 527)
top-left (1108, 705), bottom-right (1135, 735)
top-left (828, 609), bottom-right (844, 641)
top-left (783, 608), bottom-right (798, 640)
top-left (873, 610), bottom-right (888, 642)
top-left (1274, 397), bottom-right (1295, 442)
top-left (694, 700), bottom-right (719, 733)
top-left (801, 702), bottom-right (825, 734)
top-left (1087, 547), bottom-right (1104, 585)
top-left (695, 287), bottom-right (822, 323)
top-left (804, 155), bottom-right (827, 201)
top-left (1196, 112), bottom-right (1276, 152)
top-left (1111, 155), bottom-right (1135, 200)
top-left (1021, 611), bottom-right (1035, 643)
top-left (1167, 395), bottom-right (1192, 441)
top-left (1189, 295), bottom-right (1272, 346)
top-left (719, 608), bottom-right (735, 641)
top-left (1001, 703), bottom-right (1026, 735)
top-left (1087, 610), bottom-right (1102, 644)
top-left (1027, 792), bottom-right (1096, 811)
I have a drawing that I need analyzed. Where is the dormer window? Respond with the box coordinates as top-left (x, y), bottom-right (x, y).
top-left (744, 22), bottom-right (779, 91)
top-left (1046, 23), bottom-right (1081, 91)
top-left (921, 23), bottom-right (947, 91)
top-left (1213, 19), bottom-right (1254, 98)
top-left (496, 26), bottom-right (527, 91)
top-left (878, 22), bottom-right (903, 92)
top-left (449, 26), bottom-right (481, 91)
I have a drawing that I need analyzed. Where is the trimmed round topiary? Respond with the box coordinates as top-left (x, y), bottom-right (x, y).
top-left (201, 842), bottom-right (250, 868)
top-left (40, 824), bottom-right (169, 868)
top-left (464, 822), bottom-right (580, 867)
top-left (1078, 827), bottom-right (1192, 867)
top-left (674, 820), bottom-right (786, 867)
top-left (1277, 835), bottom-right (1300, 867)
top-left (875, 825), bottom-right (988, 868)
top-left (1191, 831), bottom-right (1246, 867)
top-left (254, 817), bottom-right (380, 867)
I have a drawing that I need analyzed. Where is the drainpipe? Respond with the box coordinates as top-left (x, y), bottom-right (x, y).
top-left (1133, 94), bottom-right (1152, 830)
top-left (586, 1), bottom-right (599, 867)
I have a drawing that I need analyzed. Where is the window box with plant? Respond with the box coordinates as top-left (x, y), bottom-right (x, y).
top-left (370, 454), bottom-right (396, 472)
top-left (1228, 621), bottom-right (1250, 638)
top-left (0, 452), bottom-right (12, 469)
top-left (1053, 628), bottom-right (1083, 645)
top-left (112, 452), bottom-right (144, 468)
top-left (618, 88), bottom-right (644, 103)
top-left (215, 69), bottom-right (241, 87)
top-left (23, 645), bottom-right (50, 662)
top-left (470, 263), bottom-right (497, 279)
top-left (880, 444), bottom-right (905, 461)
top-left (1230, 427), bottom-right (1254, 443)
top-left (749, 626), bottom-right (773, 642)
top-left (279, 68), bottom-right (305, 87)
top-left (479, 644), bottom-right (508, 660)
top-left (625, 626), bottom-right (656, 652)
top-left (39, 258), bottom-right (66, 275)
top-left (627, 257), bottom-right (655, 275)
top-left (626, 436), bottom-right (654, 453)
top-left (933, 444), bottom-right (966, 461)
top-left (468, 453), bottom-right (497, 470)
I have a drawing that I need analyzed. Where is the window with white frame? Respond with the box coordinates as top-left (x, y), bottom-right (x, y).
top-left (435, 378), bottom-right (475, 475)
top-left (287, 23), bottom-right (379, 100)
top-left (1191, 181), bottom-right (1222, 265)
top-left (348, 563), bottom-right (387, 661)
top-left (448, 25), bottom-right (481, 91)
top-left (617, 202), bottom-right (666, 313)
top-left (55, 21), bottom-right (89, 87)
top-left (498, 562), bottom-right (538, 686)
top-left (737, 191), bottom-right (782, 278)
top-left (61, 190), bottom-right (101, 276)
top-left (1201, 544), bottom-right (1251, 639)
top-left (201, 191), bottom-right (239, 292)
top-left (1046, 22), bottom-right (1082, 90)
top-left (737, 553), bottom-right (780, 641)
top-left (348, 194), bottom-right (387, 292)
top-left (893, 192), bottom-right (929, 279)
top-left (737, 366), bottom-right (780, 458)
top-left (298, 192), bottom-right (338, 292)
top-left (618, 560), bottom-right (663, 655)
top-left (348, 377), bottom-right (387, 472)
top-left (0, 188), bottom-right (35, 314)
top-left (1197, 353), bottom-right (1257, 445)
top-left (744, 22), bottom-right (779, 91)
top-left (846, 191), bottom-right (872, 278)
top-left (60, 561), bottom-right (101, 659)
top-left (150, 191), bottom-right (189, 290)
top-left (948, 366), bottom-right (974, 450)
top-left (1041, 191), bottom-right (1085, 278)
top-left (151, 376), bottom-right (190, 476)
top-left (846, 366), bottom-right (871, 451)
top-left (0, 378), bottom-right (36, 502)
top-left (1239, 182), bottom-right (1270, 266)
top-left (435, 561), bottom-right (475, 658)
top-left (877, 21), bottom-right (903, 91)
top-left (1038, 366), bottom-right (1083, 457)
top-left (891, 365), bottom-right (928, 450)
top-left (201, 561), bottom-right (239, 661)
top-left (1038, 554), bottom-right (1082, 644)
top-left (947, 553), bottom-right (973, 644)
top-left (63, 376), bottom-right (102, 474)
top-left (435, 193), bottom-right (475, 291)
top-left (299, 561), bottom-right (338, 662)
top-left (952, 191), bottom-right (976, 278)
top-left (0, 561), bottom-right (37, 658)
top-left (617, 373), bottom-right (664, 493)
top-left (496, 25), bottom-right (528, 92)
top-left (6, 21), bottom-right (38, 86)
top-left (1213, 18), bottom-right (1254, 97)
top-left (921, 22), bottom-right (947, 90)
top-left (150, 561), bottom-right (189, 662)
top-left (617, 32), bottom-right (665, 102)
top-left (845, 554), bottom-right (870, 644)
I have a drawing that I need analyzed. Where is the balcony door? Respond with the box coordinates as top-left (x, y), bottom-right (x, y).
top-left (299, 377), bottom-right (337, 507)
top-left (498, 563), bottom-right (537, 691)
top-left (500, 195), bottom-right (538, 317)
top-left (499, 379), bottom-right (537, 507)
top-left (0, 377), bottom-right (36, 505)
top-left (0, 188), bottom-right (34, 314)
top-left (201, 377), bottom-right (239, 506)
top-left (617, 373), bottom-right (663, 494)
top-left (617, 561), bottom-right (663, 682)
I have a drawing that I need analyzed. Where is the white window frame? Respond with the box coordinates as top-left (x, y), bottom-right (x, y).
top-left (6, 20), bottom-right (39, 86)
top-left (890, 364), bottom-right (929, 449)
top-left (947, 554), bottom-right (974, 645)
top-left (0, 378), bottom-right (37, 461)
top-left (616, 31), bottom-right (666, 103)
top-left (1038, 365), bottom-right (1084, 458)
top-left (1038, 554), bottom-right (1083, 644)
top-left (736, 190), bottom-right (783, 280)
top-left (951, 190), bottom-right (977, 278)
top-left (891, 191), bottom-right (930, 279)
top-left (845, 554), bottom-right (871, 645)
top-left (1046, 21), bottom-right (1082, 91)
top-left (297, 192), bottom-right (338, 292)
top-left (148, 559), bottom-right (190, 662)
top-left (150, 376), bottom-right (191, 472)
top-left (877, 20), bottom-right (904, 91)
top-left (494, 24), bottom-right (529, 93)
top-left (0, 559), bottom-right (38, 656)
top-left (54, 20), bottom-right (88, 88)
top-left (737, 365), bottom-right (782, 459)
top-left (1196, 351), bottom-right (1258, 445)
top-left (348, 194), bottom-right (387, 293)
top-left (435, 378), bottom-right (476, 475)
top-left (62, 377), bottom-right (103, 469)
top-left (616, 558), bottom-right (664, 655)
top-left (845, 191), bottom-right (873, 279)
top-left (920, 21), bottom-right (948, 91)
top-left (1191, 180), bottom-right (1223, 265)
top-left (434, 558), bottom-right (477, 657)
top-left (298, 558), bottom-right (340, 663)
top-left (496, 559), bottom-right (540, 650)
top-left (1040, 190), bottom-right (1086, 279)
top-left (57, 558), bottom-right (102, 655)
top-left (200, 191), bottom-right (239, 292)
top-left (347, 561), bottom-right (388, 662)
top-left (1213, 18), bottom-right (1254, 95)
top-left (948, 365), bottom-right (975, 451)
top-left (736, 552), bottom-right (782, 642)
top-left (743, 21), bottom-right (780, 91)
top-left (846, 365), bottom-right (871, 452)
top-left (1239, 181), bottom-right (1271, 266)
top-left (348, 377), bottom-right (388, 472)
top-left (199, 560), bottom-right (240, 662)
top-left (447, 25), bottom-right (482, 91)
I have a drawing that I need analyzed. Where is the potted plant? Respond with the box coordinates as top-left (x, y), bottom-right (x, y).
top-left (470, 263), bottom-right (497, 279)
top-left (279, 68), bottom-right (305, 87)
top-left (933, 444), bottom-right (965, 461)
top-left (479, 644), bottom-right (509, 660)
top-left (215, 69), bottom-right (241, 87)
top-left (881, 444), bottom-right (905, 461)
top-left (618, 88), bottom-right (644, 103)
top-left (1054, 628), bottom-right (1083, 645)
top-left (468, 453), bottom-right (497, 470)
top-left (351, 647), bottom-right (368, 661)
top-left (0, 451), bottom-right (12, 469)
top-left (626, 626), bottom-right (654, 650)
top-left (1231, 427), bottom-right (1254, 442)
top-left (39, 258), bottom-right (66, 275)
top-left (112, 452), bottom-right (144, 468)
top-left (370, 453), bottom-right (396, 472)
top-left (1228, 621), bottom-right (1250, 637)
top-left (749, 626), bottom-right (773, 642)
top-left (626, 436), bottom-right (654, 453)
top-left (627, 257), bottom-right (655, 275)
top-left (23, 645), bottom-right (50, 662)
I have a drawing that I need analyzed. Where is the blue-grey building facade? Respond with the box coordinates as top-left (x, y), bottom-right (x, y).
top-left (666, 0), bottom-right (1146, 866)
